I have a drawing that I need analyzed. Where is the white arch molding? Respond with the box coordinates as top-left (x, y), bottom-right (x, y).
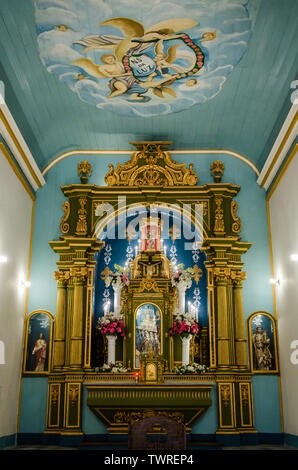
top-left (42, 149), bottom-right (260, 178)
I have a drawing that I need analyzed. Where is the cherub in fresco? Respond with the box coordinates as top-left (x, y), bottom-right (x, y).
top-left (71, 54), bottom-right (147, 99)
top-left (71, 17), bottom-right (216, 100)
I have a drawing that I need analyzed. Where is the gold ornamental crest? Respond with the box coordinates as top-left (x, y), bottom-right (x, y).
top-left (104, 141), bottom-right (198, 187)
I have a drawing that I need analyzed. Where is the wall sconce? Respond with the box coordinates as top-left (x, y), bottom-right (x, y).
top-left (20, 280), bottom-right (31, 288)
top-left (0, 256), bottom-right (8, 263)
top-left (269, 278), bottom-right (280, 285)
top-left (291, 254), bottom-right (298, 261)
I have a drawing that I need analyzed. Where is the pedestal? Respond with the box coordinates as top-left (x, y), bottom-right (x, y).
top-left (177, 285), bottom-right (187, 313)
top-left (181, 336), bottom-right (191, 366)
top-left (113, 284), bottom-right (123, 314)
top-left (107, 335), bottom-right (117, 365)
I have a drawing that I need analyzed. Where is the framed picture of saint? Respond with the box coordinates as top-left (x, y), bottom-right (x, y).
top-left (23, 310), bottom-right (54, 375)
top-left (134, 303), bottom-right (162, 369)
top-left (247, 311), bottom-right (279, 374)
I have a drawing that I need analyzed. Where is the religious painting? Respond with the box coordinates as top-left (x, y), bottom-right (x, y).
top-left (23, 310), bottom-right (54, 374)
top-left (135, 304), bottom-right (162, 368)
top-left (35, 0), bottom-right (251, 117)
top-left (247, 312), bottom-right (279, 374)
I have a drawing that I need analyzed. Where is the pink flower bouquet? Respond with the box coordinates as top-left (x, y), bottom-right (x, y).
top-left (97, 313), bottom-right (126, 337)
top-left (170, 312), bottom-right (199, 339)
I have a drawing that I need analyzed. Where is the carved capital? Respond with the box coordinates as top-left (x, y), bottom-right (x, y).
top-left (70, 267), bottom-right (88, 283)
top-left (213, 267), bottom-right (230, 283)
top-left (230, 270), bottom-right (246, 286)
top-left (54, 270), bottom-right (70, 286)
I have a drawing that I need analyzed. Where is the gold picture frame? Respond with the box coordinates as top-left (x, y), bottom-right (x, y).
top-left (247, 311), bottom-right (279, 374)
top-left (23, 310), bottom-right (54, 375)
top-left (133, 302), bottom-right (163, 370)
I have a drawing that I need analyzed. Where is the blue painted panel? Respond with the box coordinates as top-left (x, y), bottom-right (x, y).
top-left (191, 385), bottom-right (218, 434)
top-left (252, 375), bottom-right (282, 433)
top-left (82, 386), bottom-right (106, 435)
top-left (18, 377), bottom-right (48, 433)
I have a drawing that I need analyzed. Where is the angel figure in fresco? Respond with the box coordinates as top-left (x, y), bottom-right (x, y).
top-left (71, 17), bottom-right (215, 100)
top-left (252, 326), bottom-right (272, 370)
top-left (32, 333), bottom-right (47, 372)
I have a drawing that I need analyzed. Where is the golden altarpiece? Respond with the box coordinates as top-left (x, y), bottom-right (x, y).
top-left (44, 142), bottom-right (255, 438)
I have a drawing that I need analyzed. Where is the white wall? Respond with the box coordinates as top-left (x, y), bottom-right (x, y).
top-left (0, 146), bottom-right (34, 442)
top-left (268, 151), bottom-right (298, 438)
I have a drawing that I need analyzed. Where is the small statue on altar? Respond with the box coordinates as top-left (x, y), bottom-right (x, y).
top-left (140, 216), bottom-right (161, 252)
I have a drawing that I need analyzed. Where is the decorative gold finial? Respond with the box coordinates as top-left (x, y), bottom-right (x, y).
top-left (210, 160), bottom-right (224, 183)
top-left (78, 160), bottom-right (92, 184)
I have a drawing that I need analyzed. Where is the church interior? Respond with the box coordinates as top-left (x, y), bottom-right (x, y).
top-left (0, 0), bottom-right (297, 452)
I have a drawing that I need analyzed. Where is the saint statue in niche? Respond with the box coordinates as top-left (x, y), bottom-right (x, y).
top-left (32, 333), bottom-right (48, 372)
top-left (252, 326), bottom-right (272, 371)
top-left (135, 304), bottom-right (161, 368)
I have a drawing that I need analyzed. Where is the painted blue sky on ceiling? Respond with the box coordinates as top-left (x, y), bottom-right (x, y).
top-left (35, 0), bottom-right (251, 117)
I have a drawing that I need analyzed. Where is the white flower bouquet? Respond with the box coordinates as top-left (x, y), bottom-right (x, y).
top-left (174, 362), bottom-right (209, 375)
top-left (171, 263), bottom-right (194, 289)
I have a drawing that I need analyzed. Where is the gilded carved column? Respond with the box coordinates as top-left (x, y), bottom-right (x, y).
top-left (231, 270), bottom-right (247, 369)
top-left (214, 268), bottom-right (231, 369)
top-left (53, 270), bottom-right (69, 369)
top-left (69, 267), bottom-right (88, 369)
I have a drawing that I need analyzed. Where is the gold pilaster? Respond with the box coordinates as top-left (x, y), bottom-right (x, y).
top-left (214, 268), bottom-right (230, 369)
top-left (69, 267), bottom-right (88, 369)
top-left (231, 271), bottom-right (247, 369)
top-left (53, 271), bottom-right (69, 369)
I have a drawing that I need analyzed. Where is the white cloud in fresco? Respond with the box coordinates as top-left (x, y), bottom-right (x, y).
top-left (35, 0), bottom-right (251, 117)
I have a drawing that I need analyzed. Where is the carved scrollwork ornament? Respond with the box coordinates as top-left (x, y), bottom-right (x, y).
top-left (75, 197), bottom-right (88, 235)
top-left (231, 200), bottom-right (242, 233)
top-left (104, 141), bottom-right (198, 187)
top-left (221, 385), bottom-right (231, 407)
top-left (60, 201), bottom-right (70, 234)
top-left (213, 197), bottom-right (225, 234)
top-left (50, 385), bottom-right (59, 407)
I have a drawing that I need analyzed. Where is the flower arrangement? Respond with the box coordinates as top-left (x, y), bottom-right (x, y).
top-left (174, 363), bottom-right (209, 375)
top-left (171, 263), bottom-right (194, 290)
top-left (96, 362), bottom-right (128, 373)
top-left (170, 312), bottom-right (199, 339)
top-left (97, 312), bottom-right (126, 337)
top-left (105, 264), bottom-right (130, 288)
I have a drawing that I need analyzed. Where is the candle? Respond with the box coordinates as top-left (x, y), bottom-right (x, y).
top-left (135, 246), bottom-right (138, 257)
top-left (188, 301), bottom-right (191, 313)
top-left (104, 301), bottom-right (110, 316)
top-left (163, 245), bottom-right (167, 256)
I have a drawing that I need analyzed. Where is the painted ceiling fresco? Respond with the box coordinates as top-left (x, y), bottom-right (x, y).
top-left (35, 0), bottom-right (251, 117)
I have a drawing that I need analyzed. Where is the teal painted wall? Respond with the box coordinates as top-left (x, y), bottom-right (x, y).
top-left (18, 152), bottom-right (282, 437)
